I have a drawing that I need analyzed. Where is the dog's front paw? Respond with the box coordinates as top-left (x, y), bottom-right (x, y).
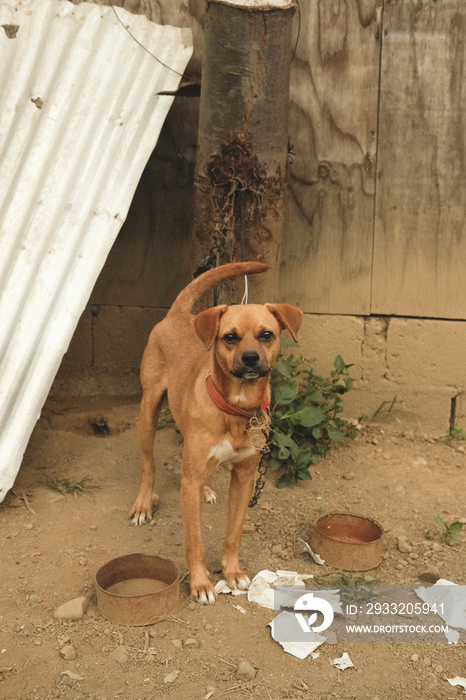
top-left (190, 574), bottom-right (217, 605)
top-left (129, 493), bottom-right (159, 526)
top-left (224, 570), bottom-right (251, 592)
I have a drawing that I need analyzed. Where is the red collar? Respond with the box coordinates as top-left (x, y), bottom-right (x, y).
top-left (205, 374), bottom-right (270, 418)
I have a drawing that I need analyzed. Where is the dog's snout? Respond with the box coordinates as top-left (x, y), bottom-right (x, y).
top-left (241, 351), bottom-right (260, 367)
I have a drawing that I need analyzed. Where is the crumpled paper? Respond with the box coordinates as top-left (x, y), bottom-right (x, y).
top-left (416, 578), bottom-right (466, 643)
top-left (215, 580), bottom-right (248, 596)
top-left (269, 613), bottom-right (326, 659)
top-left (297, 537), bottom-right (325, 565)
top-left (217, 569), bottom-right (344, 660)
top-left (332, 652), bottom-right (354, 670)
top-left (247, 569), bottom-right (314, 609)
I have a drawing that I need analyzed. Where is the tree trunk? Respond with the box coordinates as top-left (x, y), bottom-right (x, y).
top-left (192, 0), bottom-right (296, 304)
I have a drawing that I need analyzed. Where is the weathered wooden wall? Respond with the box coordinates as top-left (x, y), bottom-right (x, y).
top-left (74, 0), bottom-right (466, 322)
top-left (372, 0), bottom-right (466, 319)
top-left (281, 0), bottom-right (382, 315)
top-left (283, 0), bottom-right (466, 320)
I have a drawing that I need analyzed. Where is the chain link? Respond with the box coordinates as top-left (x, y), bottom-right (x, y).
top-left (248, 431), bottom-right (269, 508)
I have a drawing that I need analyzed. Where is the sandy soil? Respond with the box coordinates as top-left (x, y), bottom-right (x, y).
top-left (1, 396), bottom-right (466, 700)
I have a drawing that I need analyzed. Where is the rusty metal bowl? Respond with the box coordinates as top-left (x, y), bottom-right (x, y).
top-left (310, 512), bottom-right (384, 571)
top-left (95, 553), bottom-right (179, 626)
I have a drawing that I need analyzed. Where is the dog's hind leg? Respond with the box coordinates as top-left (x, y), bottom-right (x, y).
top-left (203, 485), bottom-right (217, 503)
top-left (130, 379), bottom-right (166, 526)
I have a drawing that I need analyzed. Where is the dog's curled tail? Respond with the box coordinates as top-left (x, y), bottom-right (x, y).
top-left (169, 262), bottom-right (269, 315)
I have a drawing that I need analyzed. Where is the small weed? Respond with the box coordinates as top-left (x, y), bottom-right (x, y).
top-left (445, 425), bottom-right (466, 441)
top-left (360, 395), bottom-right (401, 424)
top-left (315, 572), bottom-right (376, 587)
top-left (268, 347), bottom-right (356, 488)
top-left (314, 572), bottom-right (377, 606)
top-left (434, 515), bottom-right (463, 542)
top-left (43, 476), bottom-right (100, 497)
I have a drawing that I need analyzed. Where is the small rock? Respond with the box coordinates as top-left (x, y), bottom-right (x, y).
top-left (187, 602), bottom-right (196, 611)
top-left (342, 471), bottom-right (355, 480)
top-left (24, 523), bottom-right (34, 530)
top-left (110, 645), bottom-right (130, 664)
top-left (434, 664), bottom-right (443, 673)
top-left (53, 597), bottom-right (89, 621)
top-left (78, 558), bottom-right (88, 567)
top-left (27, 594), bottom-right (42, 606)
top-left (236, 660), bottom-right (256, 681)
top-left (413, 457), bottom-right (428, 467)
top-left (411, 654), bottom-right (419, 662)
top-left (424, 529), bottom-right (436, 540)
top-left (408, 552), bottom-right (419, 560)
top-left (418, 571), bottom-right (439, 583)
top-left (183, 638), bottom-right (199, 649)
top-left (164, 669), bottom-right (180, 684)
top-left (171, 639), bottom-right (182, 649)
top-left (397, 535), bottom-right (412, 554)
top-left (423, 656), bottom-right (431, 667)
top-left (60, 644), bottom-right (77, 660)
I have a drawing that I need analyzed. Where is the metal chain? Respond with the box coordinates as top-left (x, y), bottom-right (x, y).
top-left (248, 432), bottom-right (269, 508)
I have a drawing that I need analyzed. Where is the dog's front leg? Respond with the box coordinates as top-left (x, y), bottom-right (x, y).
top-left (222, 457), bottom-right (258, 591)
top-left (180, 453), bottom-right (216, 605)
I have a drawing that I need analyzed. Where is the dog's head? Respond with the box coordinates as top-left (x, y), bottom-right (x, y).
top-left (193, 303), bottom-right (303, 380)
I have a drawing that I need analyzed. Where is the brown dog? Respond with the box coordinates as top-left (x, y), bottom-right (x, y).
top-left (130, 262), bottom-right (303, 604)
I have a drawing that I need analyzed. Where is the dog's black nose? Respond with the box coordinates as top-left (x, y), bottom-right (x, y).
top-left (241, 351), bottom-right (260, 367)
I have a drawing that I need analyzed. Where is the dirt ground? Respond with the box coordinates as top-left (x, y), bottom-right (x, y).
top-left (1, 395), bottom-right (466, 700)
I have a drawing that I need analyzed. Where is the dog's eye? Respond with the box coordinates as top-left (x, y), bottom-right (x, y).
top-left (223, 332), bottom-right (239, 345)
top-left (259, 330), bottom-right (274, 342)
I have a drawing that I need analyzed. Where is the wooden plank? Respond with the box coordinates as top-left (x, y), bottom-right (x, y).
top-left (280, 0), bottom-right (382, 314)
top-left (372, 0), bottom-right (466, 319)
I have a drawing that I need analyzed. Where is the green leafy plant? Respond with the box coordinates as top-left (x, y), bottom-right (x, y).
top-left (434, 516), bottom-right (463, 541)
top-left (268, 347), bottom-right (356, 488)
top-left (446, 425), bottom-right (466, 441)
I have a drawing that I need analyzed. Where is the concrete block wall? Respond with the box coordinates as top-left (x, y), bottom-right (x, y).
top-left (298, 315), bottom-right (466, 435)
top-left (52, 307), bottom-right (466, 437)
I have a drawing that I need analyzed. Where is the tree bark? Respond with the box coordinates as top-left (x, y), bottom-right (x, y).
top-left (192, 0), bottom-right (296, 304)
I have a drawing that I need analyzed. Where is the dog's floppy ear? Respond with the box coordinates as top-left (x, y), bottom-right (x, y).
top-left (193, 305), bottom-right (227, 350)
top-left (265, 303), bottom-right (303, 342)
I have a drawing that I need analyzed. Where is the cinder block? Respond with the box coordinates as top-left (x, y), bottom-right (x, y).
top-left (92, 306), bottom-right (166, 374)
top-left (298, 314), bottom-right (364, 381)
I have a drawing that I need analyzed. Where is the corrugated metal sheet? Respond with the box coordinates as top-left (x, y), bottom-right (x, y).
top-left (0, 0), bottom-right (193, 502)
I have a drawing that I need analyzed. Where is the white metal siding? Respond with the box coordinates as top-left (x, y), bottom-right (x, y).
top-left (0, 0), bottom-right (193, 501)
